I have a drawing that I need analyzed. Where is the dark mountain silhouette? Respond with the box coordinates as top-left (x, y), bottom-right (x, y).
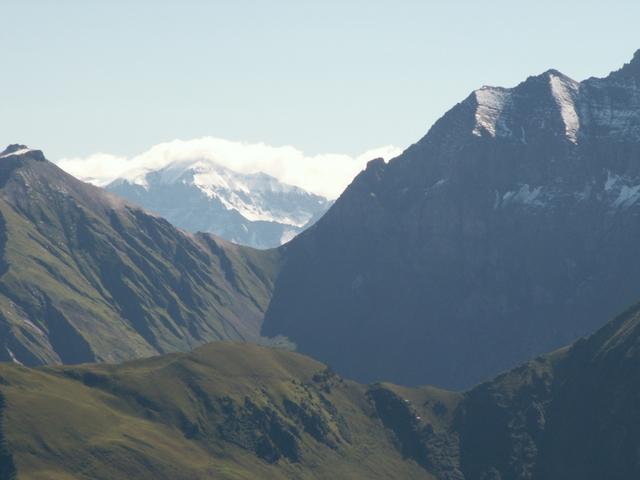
top-left (263, 50), bottom-right (640, 388)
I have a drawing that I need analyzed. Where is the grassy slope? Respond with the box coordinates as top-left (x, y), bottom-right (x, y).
top-left (0, 150), bottom-right (280, 365)
top-left (1, 300), bottom-right (640, 479)
top-left (0, 343), bottom-right (431, 480)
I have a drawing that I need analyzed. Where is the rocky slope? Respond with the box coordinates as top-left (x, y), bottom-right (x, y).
top-left (1, 300), bottom-right (640, 479)
top-left (263, 50), bottom-right (640, 388)
top-left (0, 145), bottom-right (280, 366)
top-left (107, 160), bottom-right (331, 249)
top-left (449, 299), bottom-right (640, 480)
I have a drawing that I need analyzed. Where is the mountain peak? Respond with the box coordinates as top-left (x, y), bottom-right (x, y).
top-left (608, 49), bottom-right (640, 79)
top-left (514, 68), bottom-right (577, 87)
top-left (469, 68), bottom-right (579, 142)
top-left (624, 48), bottom-right (640, 72)
top-left (471, 86), bottom-right (511, 138)
top-left (629, 48), bottom-right (640, 66)
top-left (0, 144), bottom-right (45, 161)
top-left (1, 144), bottom-right (29, 157)
top-left (365, 157), bottom-right (386, 170)
top-left (105, 156), bottom-right (332, 248)
top-left (541, 68), bottom-right (568, 79)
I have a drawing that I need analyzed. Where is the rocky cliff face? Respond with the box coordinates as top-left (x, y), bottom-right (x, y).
top-left (0, 145), bottom-right (280, 365)
top-left (263, 50), bottom-right (640, 389)
top-left (451, 298), bottom-right (640, 480)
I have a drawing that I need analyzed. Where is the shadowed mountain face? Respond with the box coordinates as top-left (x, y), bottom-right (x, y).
top-left (0, 145), bottom-right (280, 366)
top-left (263, 50), bottom-right (640, 389)
top-left (452, 301), bottom-right (640, 480)
top-left (1, 301), bottom-right (640, 479)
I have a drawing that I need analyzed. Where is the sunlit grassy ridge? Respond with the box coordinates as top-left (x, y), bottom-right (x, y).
top-left (1, 301), bottom-right (640, 479)
top-left (0, 342), bottom-right (433, 480)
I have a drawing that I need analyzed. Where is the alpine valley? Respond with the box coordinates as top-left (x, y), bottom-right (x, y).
top-left (2, 49), bottom-right (640, 479)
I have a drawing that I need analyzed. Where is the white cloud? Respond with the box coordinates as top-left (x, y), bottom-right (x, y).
top-left (55, 137), bottom-right (403, 199)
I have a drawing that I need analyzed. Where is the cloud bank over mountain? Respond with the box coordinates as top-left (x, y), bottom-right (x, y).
top-left (56, 137), bottom-right (402, 199)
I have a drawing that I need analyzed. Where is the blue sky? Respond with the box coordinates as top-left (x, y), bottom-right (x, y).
top-left (2, 0), bottom-right (640, 161)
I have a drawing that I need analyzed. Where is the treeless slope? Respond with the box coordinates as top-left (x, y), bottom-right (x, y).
top-left (0, 145), bottom-right (280, 366)
top-left (1, 299), bottom-right (640, 479)
top-left (0, 342), bottom-right (434, 480)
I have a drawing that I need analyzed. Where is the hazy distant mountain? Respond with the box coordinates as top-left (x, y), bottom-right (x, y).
top-left (0, 144), bottom-right (279, 365)
top-left (263, 49), bottom-right (640, 389)
top-left (106, 159), bottom-right (332, 249)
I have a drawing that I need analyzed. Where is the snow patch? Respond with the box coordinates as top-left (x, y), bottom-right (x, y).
top-left (473, 87), bottom-right (512, 138)
top-left (613, 184), bottom-right (640, 208)
top-left (6, 348), bottom-right (22, 365)
top-left (116, 161), bottom-right (322, 227)
top-left (549, 74), bottom-right (580, 143)
top-left (603, 172), bottom-right (640, 209)
top-left (433, 178), bottom-right (446, 188)
top-left (501, 184), bottom-right (544, 207)
top-left (605, 171), bottom-right (620, 191)
top-left (191, 168), bottom-right (314, 226)
top-left (280, 229), bottom-right (297, 244)
top-left (0, 148), bottom-right (33, 159)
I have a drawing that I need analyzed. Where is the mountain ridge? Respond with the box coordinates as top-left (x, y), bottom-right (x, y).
top-left (263, 49), bottom-right (640, 389)
top-left (1, 296), bottom-right (640, 478)
top-left (0, 147), bottom-right (280, 366)
top-left (106, 158), bottom-right (331, 249)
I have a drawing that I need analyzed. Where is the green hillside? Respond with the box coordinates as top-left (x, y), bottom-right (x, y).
top-left (0, 342), bottom-right (436, 480)
top-left (0, 145), bottom-right (280, 365)
top-left (1, 299), bottom-right (639, 479)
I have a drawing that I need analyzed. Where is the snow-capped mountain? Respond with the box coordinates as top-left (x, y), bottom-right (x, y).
top-left (107, 160), bottom-right (332, 248)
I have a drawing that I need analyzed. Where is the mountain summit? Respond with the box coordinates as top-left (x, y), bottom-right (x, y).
top-left (465, 69), bottom-right (580, 144)
top-left (0, 144), bottom-right (46, 162)
top-left (0, 145), bottom-right (30, 157)
top-left (263, 50), bottom-right (640, 389)
top-left (107, 159), bottom-right (331, 249)
top-left (611, 48), bottom-right (640, 78)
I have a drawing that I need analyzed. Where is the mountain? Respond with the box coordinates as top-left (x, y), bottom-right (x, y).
top-left (0, 144), bottom-right (280, 366)
top-left (1, 300), bottom-right (640, 479)
top-left (447, 300), bottom-right (640, 480)
top-left (106, 160), bottom-right (332, 249)
top-left (0, 342), bottom-right (439, 480)
top-left (263, 50), bottom-right (640, 389)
